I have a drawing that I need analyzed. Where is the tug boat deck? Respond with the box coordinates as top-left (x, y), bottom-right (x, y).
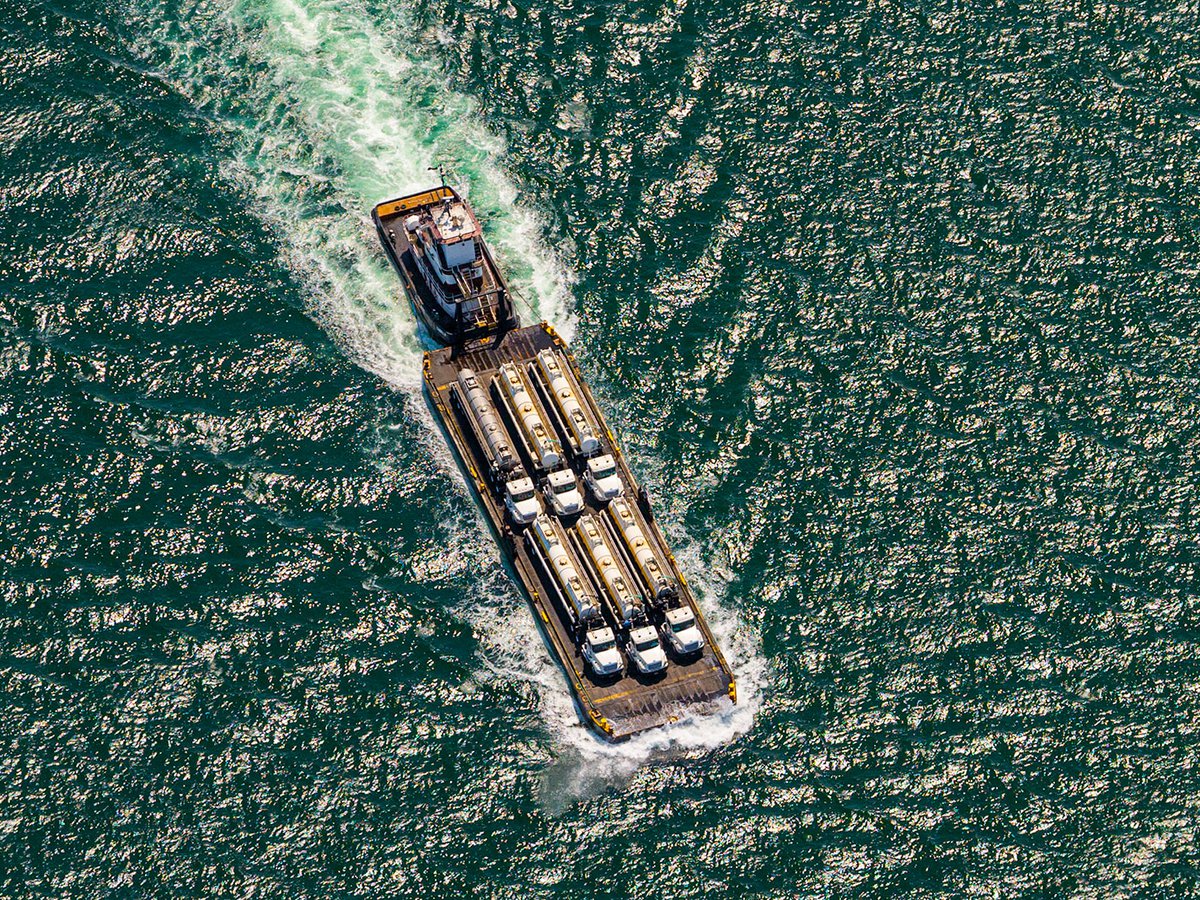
top-left (373, 186), bottom-right (517, 346)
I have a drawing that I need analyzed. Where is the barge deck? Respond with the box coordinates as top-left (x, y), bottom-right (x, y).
top-left (424, 324), bottom-right (736, 740)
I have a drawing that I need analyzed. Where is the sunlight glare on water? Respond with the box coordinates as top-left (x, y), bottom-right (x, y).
top-left (2, 0), bottom-right (1199, 894)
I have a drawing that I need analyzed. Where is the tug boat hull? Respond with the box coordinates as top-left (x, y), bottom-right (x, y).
top-left (373, 186), bottom-right (517, 346)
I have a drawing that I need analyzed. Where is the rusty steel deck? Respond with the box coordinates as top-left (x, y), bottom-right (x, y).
top-left (423, 323), bottom-right (736, 740)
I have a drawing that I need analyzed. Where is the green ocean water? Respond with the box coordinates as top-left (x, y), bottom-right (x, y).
top-left (4, 0), bottom-right (1200, 894)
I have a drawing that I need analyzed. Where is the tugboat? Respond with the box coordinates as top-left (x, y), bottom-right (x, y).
top-left (371, 181), bottom-right (736, 741)
top-left (372, 176), bottom-right (517, 345)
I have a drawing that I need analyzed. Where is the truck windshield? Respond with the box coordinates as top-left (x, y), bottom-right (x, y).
top-left (591, 637), bottom-right (615, 653)
top-left (593, 462), bottom-right (615, 478)
top-left (511, 489), bottom-right (534, 502)
top-left (671, 619), bottom-right (694, 633)
top-left (553, 481), bottom-right (575, 494)
top-left (636, 636), bottom-right (659, 652)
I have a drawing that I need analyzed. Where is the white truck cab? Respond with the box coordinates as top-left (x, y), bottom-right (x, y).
top-left (543, 469), bottom-right (584, 516)
top-left (504, 476), bottom-right (541, 525)
top-left (582, 626), bottom-right (623, 677)
top-left (661, 606), bottom-right (705, 655)
top-left (583, 454), bottom-right (623, 503)
top-left (626, 625), bottom-right (668, 674)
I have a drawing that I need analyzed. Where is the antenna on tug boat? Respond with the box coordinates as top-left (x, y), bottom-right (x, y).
top-left (429, 164), bottom-right (451, 192)
top-left (428, 164), bottom-right (455, 219)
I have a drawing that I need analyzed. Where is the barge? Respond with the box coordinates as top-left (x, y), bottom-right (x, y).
top-left (372, 183), bottom-right (735, 740)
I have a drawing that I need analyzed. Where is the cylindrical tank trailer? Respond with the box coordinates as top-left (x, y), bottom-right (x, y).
top-left (531, 515), bottom-right (600, 625)
top-left (608, 498), bottom-right (677, 602)
top-left (576, 515), bottom-right (642, 624)
top-left (534, 350), bottom-right (600, 456)
top-left (457, 368), bottom-right (518, 475)
top-left (497, 362), bottom-right (561, 470)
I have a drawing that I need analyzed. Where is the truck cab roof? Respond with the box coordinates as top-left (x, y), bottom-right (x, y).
top-left (547, 469), bottom-right (575, 487)
top-left (630, 625), bottom-right (659, 645)
top-left (665, 607), bottom-right (695, 625)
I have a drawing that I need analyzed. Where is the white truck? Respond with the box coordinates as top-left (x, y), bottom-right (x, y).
top-left (575, 514), bottom-right (667, 674)
top-left (580, 625), bottom-right (622, 679)
top-left (528, 515), bottom-right (623, 677)
top-left (660, 605), bottom-right (705, 656)
top-left (583, 454), bottom-right (623, 503)
top-left (626, 625), bottom-right (670, 675)
top-left (455, 368), bottom-right (541, 526)
top-left (503, 475), bottom-right (541, 526)
top-left (543, 468), bottom-right (585, 517)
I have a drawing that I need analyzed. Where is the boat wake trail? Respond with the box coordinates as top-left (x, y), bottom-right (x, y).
top-left (536, 550), bottom-right (765, 808)
top-left (129, 0), bottom-right (573, 388)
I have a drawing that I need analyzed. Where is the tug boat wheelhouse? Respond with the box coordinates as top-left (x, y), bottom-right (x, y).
top-left (371, 184), bottom-right (736, 741)
top-left (372, 184), bottom-right (517, 345)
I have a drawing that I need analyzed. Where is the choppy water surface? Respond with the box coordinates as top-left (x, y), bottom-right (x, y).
top-left (2, 0), bottom-right (1199, 895)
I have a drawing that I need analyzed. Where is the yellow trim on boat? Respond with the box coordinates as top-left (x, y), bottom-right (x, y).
top-left (374, 187), bottom-right (454, 219)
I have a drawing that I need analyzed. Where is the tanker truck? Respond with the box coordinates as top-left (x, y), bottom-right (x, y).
top-left (575, 514), bottom-right (667, 675)
top-left (493, 361), bottom-right (562, 473)
top-left (527, 515), bottom-right (623, 677)
top-left (606, 497), bottom-right (678, 605)
top-left (453, 368), bottom-right (541, 525)
top-left (530, 349), bottom-right (601, 459)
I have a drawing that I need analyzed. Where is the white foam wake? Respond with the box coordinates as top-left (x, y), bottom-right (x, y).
top-left (540, 551), bottom-right (764, 807)
top-left (466, 528), bottom-right (765, 806)
top-left (132, 0), bottom-right (573, 389)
